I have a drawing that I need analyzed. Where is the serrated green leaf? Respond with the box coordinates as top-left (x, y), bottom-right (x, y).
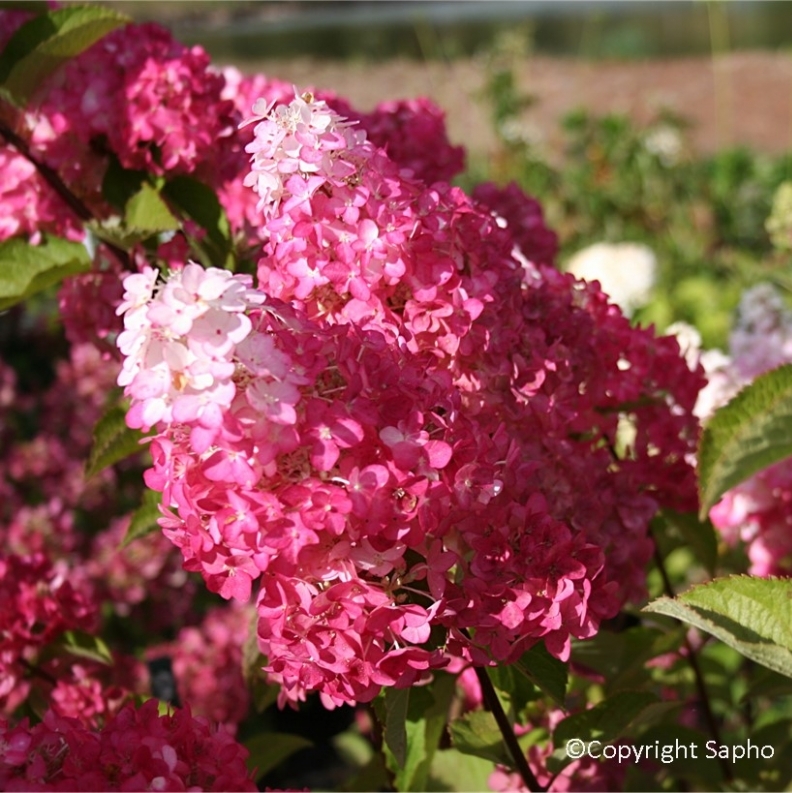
top-left (644, 575), bottom-right (792, 678)
top-left (698, 364), bottom-right (792, 518)
top-left (60, 630), bottom-right (112, 665)
top-left (449, 710), bottom-right (511, 766)
top-left (125, 183), bottom-right (179, 235)
top-left (0, 5), bottom-right (128, 105)
top-left (86, 404), bottom-right (147, 479)
top-left (376, 672), bottom-right (456, 791)
top-left (513, 641), bottom-right (568, 708)
top-left (162, 176), bottom-right (233, 268)
top-left (85, 219), bottom-right (150, 251)
top-left (121, 489), bottom-right (162, 548)
top-left (243, 731), bottom-right (312, 780)
top-left (0, 234), bottom-right (90, 311)
top-left (553, 690), bottom-right (660, 746)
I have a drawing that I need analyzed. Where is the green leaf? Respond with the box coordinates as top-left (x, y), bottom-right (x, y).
top-left (740, 667), bottom-right (792, 703)
top-left (698, 364), bottom-right (792, 518)
top-left (644, 575), bottom-right (792, 678)
top-left (240, 611), bottom-right (278, 713)
top-left (488, 664), bottom-right (540, 723)
top-left (0, 5), bottom-right (128, 105)
top-left (125, 183), bottom-right (179, 235)
top-left (0, 2), bottom-right (49, 13)
top-left (449, 710), bottom-right (511, 766)
top-left (85, 219), bottom-right (150, 252)
top-left (553, 690), bottom-right (660, 747)
top-left (162, 176), bottom-right (233, 268)
top-left (242, 732), bottom-right (312, 779)
top-left (375, 672), bottom-right (456, 791)
top-left (653, 509), bottom-right (718, 576)
top-left (121, 489), bottom-right (162, 548)
top-left (338, 753), bottom-right (389, 792)
top-left (383, 687), bottom-right (410, 768)
top-left (572, 625), bottom-right (688, 694)
top-left (632, 724), bottom-right (724, 788)
top-left (513, 641), bottom-right (568, 708)
top-left (60, 630), bottom-right (112, 665)
top-left (101, 155), bottom-right (147, 213)
top-left (241, 609), bottom-right (262, 685)
top-left (0, 234), bottom-right (90, 311)
top-left (429, 748), bottom-right (496, 792)
top-left (85, 404), bottom-right (148, 479)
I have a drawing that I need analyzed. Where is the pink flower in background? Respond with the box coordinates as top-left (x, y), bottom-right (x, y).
top-left (693, 284), bottom-right (792, 576)
top-left (148, 604), bottom-right (252, 734)
top-left (0, 700), bottom-right (256, 791)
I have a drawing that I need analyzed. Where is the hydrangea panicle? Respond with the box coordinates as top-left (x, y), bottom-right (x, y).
top-left (117, 88), bottom-right (704, 709)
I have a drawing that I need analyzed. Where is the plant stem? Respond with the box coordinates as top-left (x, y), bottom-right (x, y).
top-left (651, 542), bottom-right (734, 783)
top-left (19, 657), bottom-right (58, 685)
top-left (0, 115), bottom-right (133, 270)
top-left (474, 665), bottom-right (547, 793)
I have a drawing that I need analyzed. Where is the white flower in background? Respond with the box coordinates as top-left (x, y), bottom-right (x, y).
top-left (665, 321), bottom-right (703, 371)
top-left (663, 321), bottom-right (738, 421)
top-left (644, 124), bottom-right (683, 167)
top-left (565, 242), bottom-right (657, 317)
top-left (693, 348), bottom-right (740, 422)
top-left (688, 283), bottom-right (792, 422)
top-left (731, 283), bottom-right (792, 380)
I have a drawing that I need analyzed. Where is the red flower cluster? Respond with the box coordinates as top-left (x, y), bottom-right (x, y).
top-left (0, 700), bottom-right (256, 791)
top-left (472, 180), bottom-right (559, 266)
top-left (118, 91), bottom-right (703, 708)
top-left (148, 605), bottom-right (253, 734)
top-left (0, 551), bottom-right (98, 714)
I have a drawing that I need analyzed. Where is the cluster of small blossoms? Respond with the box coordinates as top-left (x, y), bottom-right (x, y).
top-left (337, 96), bottom-right (466, 185)
top-left (0, 700), bottom-right (256, 792)
top-left (119, 91), bottom-right (703, 708)
top-left (33, 23), bottom-right (234, 188)
top-left (117, 262), bottom-right (264, 432)
top-left (148, 604), bottom-right (253, 734)
top-left (2, 343), bottom-right (121, 527)
top-left (0, 551), bottom-right (98, 715)
top-left (472, 180), bottom-right (559, 266)
top-left (692, 284), bottom-right (792, 575)
top-left (57, 255), bottom-right (128, 355)
top-left (86, 515), bottom-right (198, 632)
top-left (44, 653), bottom-right (146, 729)
top-left (0, 338), bottom-right (204, 722)
top-left (0, 147), bottom-right (83, 244)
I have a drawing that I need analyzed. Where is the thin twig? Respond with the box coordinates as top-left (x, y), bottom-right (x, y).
top-left (651, 541), bottom-right (734, 784)
top-left (18, 657), bottom-right (58, 685)
top-left (474, 665), bottom-right (547, 793)
top-left (0, 116), bottom-right (133, 270)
